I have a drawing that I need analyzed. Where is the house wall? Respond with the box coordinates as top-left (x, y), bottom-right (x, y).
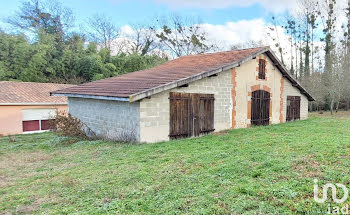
top-left (282, 79), bottom-right (309, 121)
top-left (233, 53), bottom-right (284, 128)
top-left (0, 105), bottom-right (67, 136)
top-left (139, 69), bottom-right (232, 143)
top-left (68, 98), bottom-right (140, 141)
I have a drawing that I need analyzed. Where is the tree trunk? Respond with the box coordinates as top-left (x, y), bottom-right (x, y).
top-left (330, 94), bottom-right (334, 115)
top-left (336, 101), bottom-right (340, 113)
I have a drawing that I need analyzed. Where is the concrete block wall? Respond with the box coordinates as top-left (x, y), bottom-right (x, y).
top-left (139, 69), bottom-right (232, 143)
top-left (282, 80), bottom-right (309, 121)
top-left (68, 97), bottom-right (140, 141)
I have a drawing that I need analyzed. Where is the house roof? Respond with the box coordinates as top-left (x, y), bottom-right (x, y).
top-left (0, 81), bottom-right (74, 105)
top-left (52, 47), bottom-right (314, 102)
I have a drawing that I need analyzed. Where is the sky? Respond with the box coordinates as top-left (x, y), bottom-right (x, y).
top-left (0, 0), bottom-right (294, 26)
top-left (0, 0), bottom-right (302, 56)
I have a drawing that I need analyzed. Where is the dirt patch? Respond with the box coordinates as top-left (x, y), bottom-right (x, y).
top-left (291, 155), bottom-right (321, 178)
top-left (0, 152), bottom-right (51, 169)
top-left (310, 111), bottom-right (350, 118)
top-left (213, 130), bottom-right (230, 136)
top-left (0, 152), bottom-right (53, 188)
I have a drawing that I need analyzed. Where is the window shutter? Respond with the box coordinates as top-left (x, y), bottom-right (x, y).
top-left (259, 59), bottom-right (266, 79)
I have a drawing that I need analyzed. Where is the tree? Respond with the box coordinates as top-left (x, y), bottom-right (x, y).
top-left (7, 0), bottom-right (74, 37)
top-left (76, 54), bottom-right (104, 81)
top-left (269, 16), bottom-right (285, 65)
top-left (230, 40), bottom-right (265, 50)
top-left (87, 14), bottom-right (119, 51)
top-left (153, 14), bottom-right (214, 57)
top-left (122, 24), bottom-right (158, 56)
top-left (320, 0), bottom-right (337, 114)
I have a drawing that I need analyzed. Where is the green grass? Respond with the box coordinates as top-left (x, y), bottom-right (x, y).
top-left (1, 112), bottom-right (350, 214)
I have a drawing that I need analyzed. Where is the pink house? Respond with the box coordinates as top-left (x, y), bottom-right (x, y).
top-left (0, 81), bottom-right (74, 136)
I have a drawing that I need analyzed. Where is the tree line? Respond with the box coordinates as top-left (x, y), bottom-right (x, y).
top-left (271, 0), bottom-right (350, 112)
top-left (0, 0), bottom-right (213, 84)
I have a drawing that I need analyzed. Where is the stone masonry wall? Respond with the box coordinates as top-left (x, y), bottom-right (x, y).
top-left (139, 69), bottom-right (232, 143)
top-left (234, 53), bottom-right (284, 128)
top-left (282, 80), bottom-right (309, 121)
top-left (68, 97), bottom-right (140, 141)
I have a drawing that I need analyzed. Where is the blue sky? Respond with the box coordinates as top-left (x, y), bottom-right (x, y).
top-left (0, 0), bottom-right (288, 29)
top-left (0, 0), bottom-right (298, 53)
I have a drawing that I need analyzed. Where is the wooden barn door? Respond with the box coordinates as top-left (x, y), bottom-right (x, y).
top-left (197, 94), bottom-right (215, 136)
top-left (251, 90), bottom-right (270, 126)
top-left (286, 96), bottom-right (301, 121)
top-left (169, 92), bottom-right (192, 139)
top-left (169, 92), bottom-right (214, 139)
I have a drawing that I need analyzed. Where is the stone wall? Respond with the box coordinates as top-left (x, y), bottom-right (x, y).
top-left (68, 97), bottom-right (140, 141)
top-left (282, 79), bottom-right (309, 121)
top-left (234, 53), bottom-right (284, 128)
top-left (139, 69), bottom-right (233, 143)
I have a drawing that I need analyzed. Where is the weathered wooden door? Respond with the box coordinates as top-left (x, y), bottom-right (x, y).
top-left (251, 90), bottom-right (270, 126)
top-left (169, 92), bottom-right (214, 139)
top-left (286, 96), bottom-right (301, 121)
top-left (196, 94), bottom-right (215, 136)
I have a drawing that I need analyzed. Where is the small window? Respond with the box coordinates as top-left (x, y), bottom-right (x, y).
top-left (41, 120), bottom-right (52, 130)
top-left (22, 119), bottom-right (54, 132)
top-left (23, 120), bottom-right (40, 132)
top-left (258, 59), bottom-right (266, 79)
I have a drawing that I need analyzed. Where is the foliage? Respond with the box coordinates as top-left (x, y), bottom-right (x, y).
top-left (1, 113), bottom-right (350, 213)
top-left (0, 30), bottom-right (165, 83)
top-left (50, 110), bottom-right (93, 138)
top-left (0, 0), bottom-right (167, 84)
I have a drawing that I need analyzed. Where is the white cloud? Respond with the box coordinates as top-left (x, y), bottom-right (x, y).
top-left (120, 25), bottom-right (134, 37)
top-left (155, 0), bottom-right (297, 13)
top-left (199, 19), bottom-right (291, 53)
top-left (199, 19), bottom-right (319, 70)
top-left (200, 19), bottom-right (267, 47)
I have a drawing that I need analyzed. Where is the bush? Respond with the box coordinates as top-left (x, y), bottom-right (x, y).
top-left (50, 111), bottom-right (95, 138)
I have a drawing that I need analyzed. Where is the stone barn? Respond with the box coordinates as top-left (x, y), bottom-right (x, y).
top-left (52, 47), bottom-right (314, 143)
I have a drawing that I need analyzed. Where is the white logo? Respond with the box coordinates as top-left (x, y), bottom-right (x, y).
top-left (314, 179), bottom-right (348, 204)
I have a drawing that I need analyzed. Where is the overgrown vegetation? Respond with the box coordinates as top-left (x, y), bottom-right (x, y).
top-left (0, 30), bottom-right (166, 84)
top-left (50, 111), bottom-right (92, 138)
top-left (1, 113), bottom-right (350, 214)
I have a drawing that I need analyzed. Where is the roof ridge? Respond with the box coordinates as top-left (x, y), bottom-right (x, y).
top-left (179, 46), bottom-right (269, 58)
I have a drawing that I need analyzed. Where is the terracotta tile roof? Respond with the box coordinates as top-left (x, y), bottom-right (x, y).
top-left (0, 81), bottom-right (74, 104)
top-left (53, 47), bottom-right (267, 98)
top-left (52, 46), bottom-right (314, 101)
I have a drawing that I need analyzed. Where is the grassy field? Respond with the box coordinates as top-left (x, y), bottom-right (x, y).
top-left (1, 112), bottom-right (350, 214)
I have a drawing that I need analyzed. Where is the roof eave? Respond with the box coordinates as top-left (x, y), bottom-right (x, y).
top-left (264, 48), bottom-right (315, 101)
top-left (51, 92), bottom-right (130, 102)
top-left (0, 102), bottom-right (67, 106)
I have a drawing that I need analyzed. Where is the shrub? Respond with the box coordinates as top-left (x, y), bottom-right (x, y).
top-left (50, 111), bottom-right (95, 138)
top-left (102, 127), bottom-right (138, 143)
top-left (8, 135), bottom-right (16, 142)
